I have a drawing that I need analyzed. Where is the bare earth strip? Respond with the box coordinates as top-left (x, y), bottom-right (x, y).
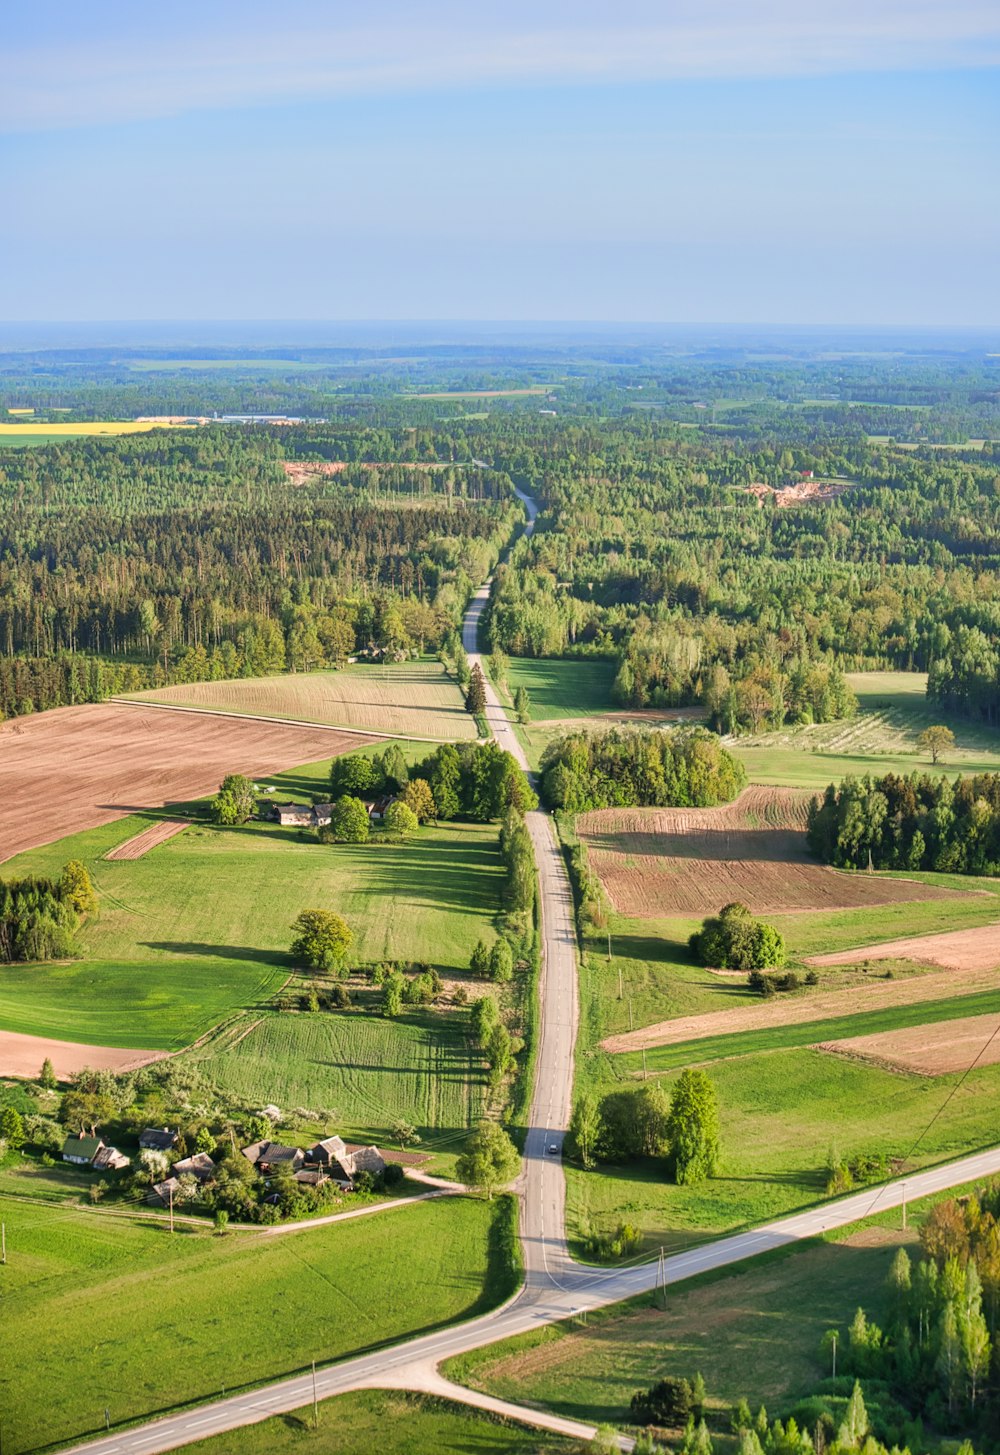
top-left (601, 964), bottom-right (1000, 1055)
top-left (105, 818), bottom-right (189, 861)
top-left (808, 924), bottom-right (1000, 974)
top-left (0, 702), bottom-right (375, 862)
top-left (580, 787), bottom-right (963, 917)
top-left (820, 1011), bottom-right (1000, 1077)
top-left (0, 1029), bottom-right (166, 1080)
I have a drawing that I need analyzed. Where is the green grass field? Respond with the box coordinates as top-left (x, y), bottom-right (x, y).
top-left (186, 1008), bottom-right (488, 1149)
top-left (1, 1194), bottom-right (510, 1455)
top-left (733, 671), bottom-right (1000, 788)
top-left (0, 759), bottom-right (504, 1050)
top-left (567, 1046), bottom-right (1000, 1254)
top-left (504, 658), bottom-right (618, 721)
top-left (185, 1390), bottom-right (575, 1455)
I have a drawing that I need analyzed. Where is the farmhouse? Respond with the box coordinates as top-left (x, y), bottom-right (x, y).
top-left (92, 1145), bottom-right (131, 1172)
top-left (147, 1176), bottom-right (182, 1207)
top-left (346, 1145), bottom-right (387, 1178)
top-left (62, 1135), bottom-right (105, 1165)
top-left (264, 802), bottom-right (315, 828)
top-left (262, 802), bottom-right (337, 829)
top-left (242, 1140), bottom-right (306, 1174)
top-left (308, 1134), bottom-right (347, 1166)
top-left (173, 1152), bottom-right (215, 1182)
top-left (139, 1127), bottom-right (178, 1152)
top-left (364, 794), bottom-right (396, 822)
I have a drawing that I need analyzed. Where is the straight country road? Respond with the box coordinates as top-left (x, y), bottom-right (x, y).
top-left (56, 487), bottom-right (1000, 1454)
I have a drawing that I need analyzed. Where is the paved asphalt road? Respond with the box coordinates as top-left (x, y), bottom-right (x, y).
top-left (57, 488), bottom-right (1000, 1453)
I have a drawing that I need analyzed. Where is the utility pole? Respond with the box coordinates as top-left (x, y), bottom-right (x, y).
top-left (169, 1184), bottom-right (175, 1236)
top-left (312, 1360), bottom-right (319, 1428)
top-left (617, 963), bottom-right (622, 997)
top-left (658, 1246), bottom-right (667, 1310)
top-left (1, 1221), bottom-right (6, 1265)
top-left (105, 1409), bottom-right (111, 1431)
top-left (642, 1046), bottom-right (648, 1082)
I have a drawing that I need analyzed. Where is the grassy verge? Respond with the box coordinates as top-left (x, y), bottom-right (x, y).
top-left (183, 1389), bottom-right (579, 1455)
top-left (2, 1194), bottom-right (511, 1455)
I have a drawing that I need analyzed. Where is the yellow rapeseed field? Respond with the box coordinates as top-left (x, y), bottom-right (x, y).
top-left (0, 421), bottom-right (195, 436)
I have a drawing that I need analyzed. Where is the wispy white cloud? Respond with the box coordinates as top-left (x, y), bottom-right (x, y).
top-left (4, 0), bottom-right (999, 133)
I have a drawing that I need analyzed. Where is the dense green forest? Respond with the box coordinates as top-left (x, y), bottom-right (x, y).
top-left (0, 430), bottom-right (518, 715)
top-left (807, 772), bottom-right (1000, 875)
top-left (0, 342), bottom-right (998, 722)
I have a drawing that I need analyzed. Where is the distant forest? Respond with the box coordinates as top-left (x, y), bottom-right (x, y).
top-left (0, 346), bottom-right (997, 723)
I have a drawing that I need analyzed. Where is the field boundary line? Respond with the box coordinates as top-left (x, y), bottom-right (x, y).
top-left (110, 696), bottom-right (454, 743)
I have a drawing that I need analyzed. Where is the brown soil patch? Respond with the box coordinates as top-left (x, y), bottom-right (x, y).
top-left (602, 965), bottom-right (1000, 1055)
top-left (105, 818), bottom-right (190, 861)
top-left (808, 924), bottom-right (1000, 974)
top-left (0, 1029), bottom-right (166, 1080)
top-left (820, 1011), bottom-right (1000, 1077)
top-left (745, 477), bottom-right (857, 507)
top-left (579, 787), bottom-right (961, 917)
top-left (0, 702), bottom-right (374, 863)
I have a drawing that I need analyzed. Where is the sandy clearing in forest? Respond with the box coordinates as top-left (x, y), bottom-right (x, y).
top-left (601, 964), bottom-right (1000, 1054)
top-left (0, 702), bottom-right (374, 863)
top-left (807, 924), bottom-right (1000, 974)
top-left (105, 818), bottom-right (190, 861)
top-left (580, 787), bottom-right (962, 917)
top-left (0, 1029), bottom-right (167, 1080)
top-left (819, 1011), bottom-right (1000, 1076)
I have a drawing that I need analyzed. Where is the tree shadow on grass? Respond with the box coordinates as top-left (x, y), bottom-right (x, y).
top-left (142, 941), bottom-right (295, 969)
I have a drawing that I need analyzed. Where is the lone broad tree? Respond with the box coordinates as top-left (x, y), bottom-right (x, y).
top-left (456, 1121), bottom-right (520, 1198)
top-left (289, 909), bottom-right (353, 973)
top-left (918, 724), bottom-right (956, 765)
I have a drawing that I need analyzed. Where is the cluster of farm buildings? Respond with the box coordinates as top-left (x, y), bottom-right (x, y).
top-left (62, 1127), bottom-right (386, 1207)
top-left (261, 795), bottom-right (396, 829)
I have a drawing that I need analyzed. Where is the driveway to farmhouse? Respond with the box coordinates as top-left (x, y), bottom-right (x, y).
top-left (59, 487), bottom-right (1000, 1453)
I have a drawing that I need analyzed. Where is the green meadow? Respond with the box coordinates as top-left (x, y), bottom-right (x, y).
top-left (1, 1194), bottom-right (511, 1455)
top-left (0, 758), bottom-right (505, 1051)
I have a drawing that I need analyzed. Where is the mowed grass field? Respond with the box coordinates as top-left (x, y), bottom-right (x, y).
top-left (504, 658), bottom-right (617, 721)
top-left (0, 756), bottom-right (504, 1050)
top-left (1, 1195), bottom-right (508, 1455)
top-left (185, 1390), bottom-right (575, 1455)
top-left (186, 1008), bottom-right (488, 1148)
top-left (733, 670), bottom-right (1000, 788)
top-left (127, 660), bottom-right (476, 740)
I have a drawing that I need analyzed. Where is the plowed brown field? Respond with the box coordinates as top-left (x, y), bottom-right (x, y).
top-left (579, 787), bottom-right (961, 917)
top-left (0, 703), bottom-right (374, 862)
top-left (105, 818), bottom-right (190, 861)
top-left (808, 923), bottom-right (1000, 974)
top-left (820, 1011), bottom-right (1000, 1076)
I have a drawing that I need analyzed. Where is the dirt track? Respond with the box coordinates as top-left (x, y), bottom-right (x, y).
top-left (105, 818), bottom-right (189, 860)
top-left (808, 923), bottom-right (1000, 974)
top-left (602, 964), bottom-right (1000, 1055)
top-left (0, 1029), bottom-right (166, 1080)
top-left (0, 702), bottom-right (374, 862)
top-left (580, 787), bottom-right (963, 917)
top-left (819, 1011), bottom-right (1000, 1077)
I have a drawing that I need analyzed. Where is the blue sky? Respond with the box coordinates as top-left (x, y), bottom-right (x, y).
top-left (4, 2), bottom-right (999, 324)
